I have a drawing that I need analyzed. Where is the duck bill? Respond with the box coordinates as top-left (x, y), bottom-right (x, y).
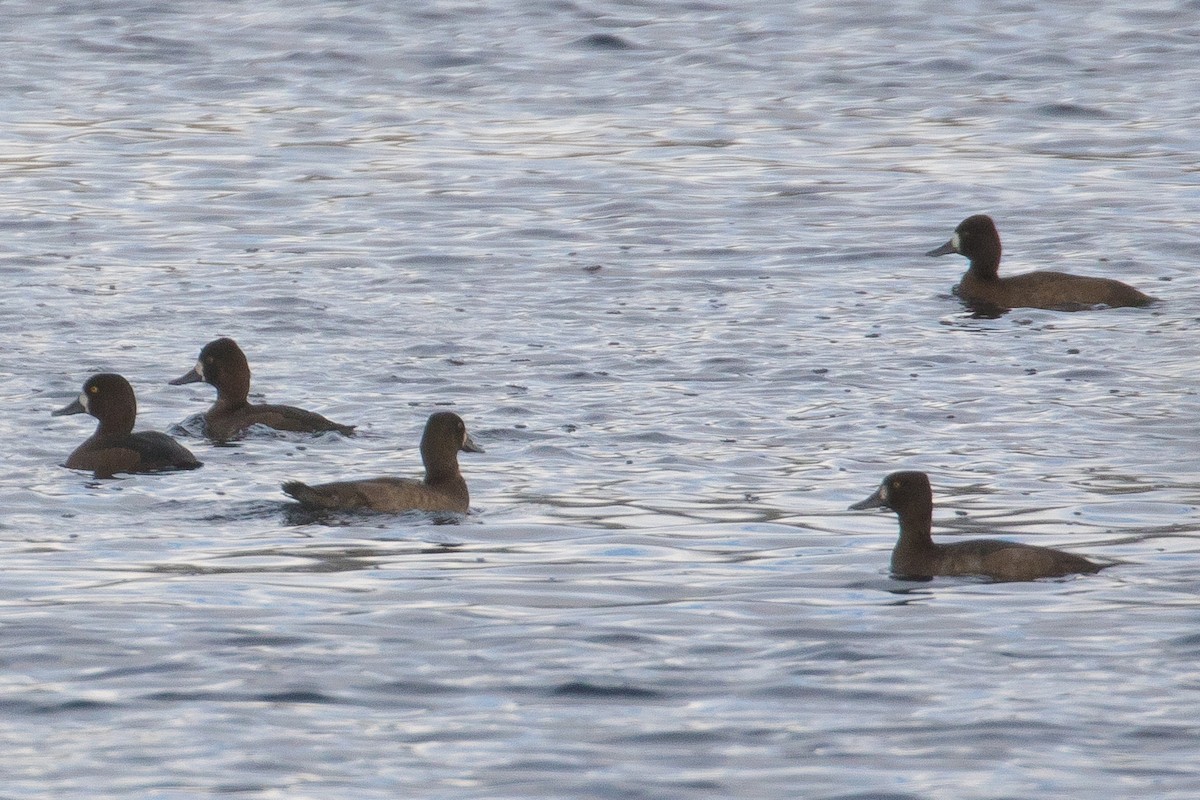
top-left (52, 397), bottom-right (86, 417)
top-left (849, 487), bottom-right (887, 511)
top-left (925, 240), bottom-right (957, 257)
top-left (169, 366), bottom-right (203, 385)
top-left (461, 433), bottom-right (485, 454)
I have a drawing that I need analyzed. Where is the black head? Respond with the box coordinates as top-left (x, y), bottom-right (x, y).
top-left (850, 471), bottom-right (932, 515)
top-left (419, 411), bottom-right (482, 482)
top-left (170, 337), bottom-right (251, 394)
top-left (52, 373), bottom-right (139, 431)
top-left (422, 411), bottom-right (484, 456)
top-left (926, 214), bottom-right (1002, 277)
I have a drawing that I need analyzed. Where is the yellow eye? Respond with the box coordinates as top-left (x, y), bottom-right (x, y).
top-left (88, 385), bottom-right (99, 394)
top-left (891, 480), bottom-right (901, 490)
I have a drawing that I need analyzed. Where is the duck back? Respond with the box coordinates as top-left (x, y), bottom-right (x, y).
top-left (67, 432), bottom-right (202, 478)
top-left (206, 402), bottom-right (355, 441)
top-left (895, 537), bottom-right (1105, 582)
top-left (282, 476), bottom-right (469, 514)
top-left (958, 269), bottom-right (1156, 312)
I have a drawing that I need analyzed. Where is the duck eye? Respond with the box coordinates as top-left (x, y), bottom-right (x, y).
top-left (891, 480), bottom-right (901, 491)
top-left (88, 385), bottom-right (99, 394)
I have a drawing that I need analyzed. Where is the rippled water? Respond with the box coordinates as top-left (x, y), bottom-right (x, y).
top-left (4, 1), bottom-right (1200, 797)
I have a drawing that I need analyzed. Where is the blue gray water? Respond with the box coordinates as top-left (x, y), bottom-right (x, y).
top-left (4, 1), bottom-right (1200, 797)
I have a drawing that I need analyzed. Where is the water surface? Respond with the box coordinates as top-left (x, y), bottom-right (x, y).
top-left (4, 1), bottom-right (1200, 798)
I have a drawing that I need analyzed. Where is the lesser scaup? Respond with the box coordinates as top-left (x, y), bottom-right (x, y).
top-left (170, 337), bottom-right (355, 441)
top-left (850, 471), bottom-right (1105, 581)
top-left (281, 411), bottom-right (482, 514)
top-left (927, 214), bottom-right (1155, 312)
top-left (53, 373), bottom-right (202, 479)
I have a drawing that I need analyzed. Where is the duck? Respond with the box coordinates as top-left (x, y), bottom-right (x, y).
top-left (52, 373), bottom-right (203, 479)
top-left (281, 411), bottom-right (482, 514)
top-left (849, 471), bottom-right (1105, 581)
top-left (170, 337), bottom-right (355, 441)
top-left (926, 214), bottom-right (1156, 312)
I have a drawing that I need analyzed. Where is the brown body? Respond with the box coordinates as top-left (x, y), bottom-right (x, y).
top-left (282, 411), bottom-right (482, 514)
top-left (199, 399), bottom-right (355, 442)
top-left (928, 214), bottom-right (1155, 312)
top-left (957, 269), bottom-right (1154, 312)
top-left (851, 471), bottom-right (1105, 582)
top-left (891, 532), bottom-right (1103, 583)
top-left (282, 475), bottom-right (471, 514)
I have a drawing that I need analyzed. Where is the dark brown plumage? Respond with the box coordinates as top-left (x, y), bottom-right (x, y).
top-left (53, 373), bottom-right (202, 479)
top-left (850, 471), bottom-right (1106, 582)
top-left (170, 337), bottom-right (355, 441)
top-left (927, 214), bottom-right (1156, 312)
top-left (282, 411), bottom-right (482, 514)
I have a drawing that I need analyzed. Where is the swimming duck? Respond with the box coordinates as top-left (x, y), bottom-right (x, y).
top-left (927, 214), bottom-right (1155, 311)
top-left (53, 373), bottom-right (202, 478)
top-left (170, 337), bottom-right (355, 441)
top-left (282, 411), bottom-right (482, 514)
top-left (850, 471), bottom-right (1105, 581)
